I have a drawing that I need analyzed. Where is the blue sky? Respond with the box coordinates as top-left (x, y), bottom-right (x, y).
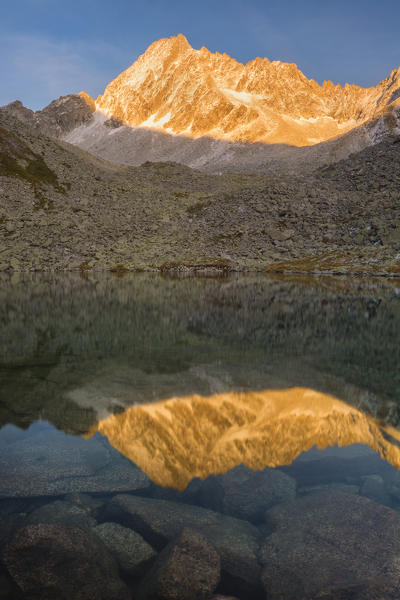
top-left (1, 0), bottom-right (399, 110)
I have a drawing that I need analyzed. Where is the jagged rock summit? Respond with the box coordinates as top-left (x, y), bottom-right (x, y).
top-left (3, 92), bottom-right (95, 139)
top-left (95, 33), bottom-right (400, 146)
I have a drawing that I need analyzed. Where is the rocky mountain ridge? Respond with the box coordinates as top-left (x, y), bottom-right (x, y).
top-left (2, 35), bottom-right (400, 175)
top-left (2, 92), bottom-right (95, 139)
top-left (95, 34), bottom-right (400, 146)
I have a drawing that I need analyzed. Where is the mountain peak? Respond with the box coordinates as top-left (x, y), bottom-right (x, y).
top-left (78, 91), bottom-right (96, 111)
top-left (95, 36), bottom-right (400, 147)
top-left (145, 33), bottom-right (191, 57)
top-left (175, 32), bottom-right (191, 46)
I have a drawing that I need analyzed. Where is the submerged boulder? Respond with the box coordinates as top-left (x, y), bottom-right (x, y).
top-left (0, 431), bottom-right (150, 498)
top-left (2, 523), bottom-right (130, 600)
top-left (199, 465), bottom-right (296, 522)
top-left (259, 492), bottom-right (400, 599)
top-left (93, 522), bottom-right (156, 576)
top-left (137, 528), bottom-right (220, 600)
top-left (297, 482), bottom-right (359, 497)
top-left (25, 500), bottom-right (97, 531)
top-left (0, 564), bottom-right (21, 600)
top-left (279, 445), bottom-right (390, 487)
top-left (63, 492), bottom-right (105, 513)
top-left (102, 494), bottom-right (261, 593)
top-left (0, 513), bottom-right (25, 547)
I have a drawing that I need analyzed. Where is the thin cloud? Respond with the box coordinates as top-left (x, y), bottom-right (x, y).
top-left (0, 33), bottom-right (129, 110)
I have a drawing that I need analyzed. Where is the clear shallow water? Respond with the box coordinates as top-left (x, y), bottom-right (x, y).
top-left (1, 272), bottom-right (400, 599)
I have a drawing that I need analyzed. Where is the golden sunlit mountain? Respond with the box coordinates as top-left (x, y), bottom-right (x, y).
top-left (95, 34), bottom-right (400, 146)
top-left (88, 387), bottom-right (400, 490)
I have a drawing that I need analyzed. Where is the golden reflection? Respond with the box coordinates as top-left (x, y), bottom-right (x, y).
top-left (87, 387), bottom-right (400, 490)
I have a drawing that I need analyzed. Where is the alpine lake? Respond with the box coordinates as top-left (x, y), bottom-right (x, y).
top-left (1, 271), bottom-right (400, 600)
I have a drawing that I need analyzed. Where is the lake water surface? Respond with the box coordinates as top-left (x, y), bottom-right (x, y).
top-left (1, 272), bottom-right (400, 599)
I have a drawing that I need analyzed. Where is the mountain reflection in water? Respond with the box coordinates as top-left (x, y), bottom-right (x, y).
top-left (1, 273), bottom-right (400, 600)
top-left (88, 387), bottom-right (400, 489)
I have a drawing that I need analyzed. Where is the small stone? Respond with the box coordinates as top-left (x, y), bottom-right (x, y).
top-left (5, 222), bottom-right (15, 233)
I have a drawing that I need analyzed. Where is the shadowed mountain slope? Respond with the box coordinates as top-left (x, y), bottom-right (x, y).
top-left (63, 105), bottom-right (400, 176)
top-left (0, 110), bottom-right (400, 273)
